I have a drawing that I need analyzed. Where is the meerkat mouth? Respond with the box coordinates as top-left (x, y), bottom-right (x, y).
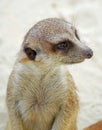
top-left (68, 59), bottom-right (85, 64)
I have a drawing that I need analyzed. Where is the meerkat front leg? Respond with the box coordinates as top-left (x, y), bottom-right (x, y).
top-left (6, 84), bottom-right (24, 130)
top-left (51, 86), bottom-right (79, 130)
top-left (5, 116), bottom-right (23, 130)
top-left (6, 102), bottom-right (24, 130)
top-left (6, 110), bottom-right (23, 130)
top-left (51, 107), bottom-right (78, 130)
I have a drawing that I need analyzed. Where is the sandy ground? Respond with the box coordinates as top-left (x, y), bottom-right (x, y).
top-left (0, 0), bottom-right (102, 130)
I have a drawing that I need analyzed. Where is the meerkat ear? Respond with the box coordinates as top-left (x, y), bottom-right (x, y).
top-left (24, 46), bottom-right (37, 60)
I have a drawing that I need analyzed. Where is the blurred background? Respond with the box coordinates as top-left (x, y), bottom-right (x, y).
top-left (0, 0), bottom-right (102, 130)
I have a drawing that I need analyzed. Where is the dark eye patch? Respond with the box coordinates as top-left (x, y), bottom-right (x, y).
top-left (54, 40), bottom-right (73, 51)
top-left (24, 47), bottom-right (36, 60)
top-left (75, 30), bottom-right (80, 40)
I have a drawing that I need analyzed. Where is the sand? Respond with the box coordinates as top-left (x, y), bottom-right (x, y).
top-left (0, 0), bottom-right (102, 130)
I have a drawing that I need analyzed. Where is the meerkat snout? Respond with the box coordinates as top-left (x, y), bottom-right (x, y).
top-left (84, 48), bottom-right (93, 59)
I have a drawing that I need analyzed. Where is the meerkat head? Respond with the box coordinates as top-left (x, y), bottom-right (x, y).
top-left (19, 18), bottom-right (93, 66)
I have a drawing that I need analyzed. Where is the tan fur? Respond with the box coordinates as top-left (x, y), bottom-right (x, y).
top-left (5, 18), bottom-right (93, 130)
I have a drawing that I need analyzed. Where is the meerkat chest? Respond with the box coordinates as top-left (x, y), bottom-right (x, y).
top-left (19, 70), bottom-right (68, 111)
top-left (14, 64), bottom-right (69, 124)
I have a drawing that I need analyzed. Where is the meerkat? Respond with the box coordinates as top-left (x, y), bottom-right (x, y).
top-left (5, 18), bottom-right (93, 130)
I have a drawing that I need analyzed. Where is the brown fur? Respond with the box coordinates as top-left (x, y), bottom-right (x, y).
top-left (5, 18), bottom-right (93, 130)
top-left (84, 120), bottom-right (102, 130)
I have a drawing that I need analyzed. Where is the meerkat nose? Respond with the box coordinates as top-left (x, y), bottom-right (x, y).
top-left (84, 49), bottom-right (93, 59)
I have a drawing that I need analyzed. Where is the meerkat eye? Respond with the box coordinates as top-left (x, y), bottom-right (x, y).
top-left (24, 47), bottom-right (36, 60)
top-left (56, 41), bottom-right (73, 50)
top-left (57, 42), bottom-right (67, 49)
top-left (75, 30), bottom-right (80, 40)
